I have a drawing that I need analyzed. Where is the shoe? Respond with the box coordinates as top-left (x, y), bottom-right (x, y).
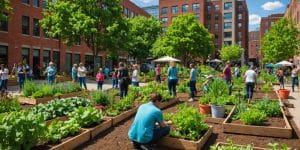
top-left (188, 98), bottom-right (194, 102)
top-left (140, 145), bottom-right (153, 150)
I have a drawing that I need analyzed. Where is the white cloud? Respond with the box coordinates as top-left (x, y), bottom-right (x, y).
top-left (140, 0), bottom-right (155, 3)
top-left (261, 1), bottom-right (284, 11)
top-left (249, 14), bottom-right (261, 25)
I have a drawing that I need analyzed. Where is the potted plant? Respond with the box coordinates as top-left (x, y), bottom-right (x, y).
top-left (198, 95), bottom-right (211, 115)
top-left (210, 96), bottom-right (228, 118)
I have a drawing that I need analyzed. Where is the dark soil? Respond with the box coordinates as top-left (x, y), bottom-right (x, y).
top-left (77, 101), bottom-right (300, 150)
top-left (21, 104), bottom-right (34, 110)
top-left (231, 117), bottom-right (286, 128)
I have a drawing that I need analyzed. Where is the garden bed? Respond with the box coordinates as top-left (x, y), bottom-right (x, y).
top-left (56, 76), bottom-right (72, 83)
top-left (157, 98), bottom-right (179, 109)
top-left (253, 90), bottom-right (278, 100)
top-left (177, 93), bottom-right (190, 101)
top-left (85, 118), bottom-right (113, 139)
top-left (215, 142), bottom-right (266, 150)
top-left (204, 105), bottom-right (234, 124)
top-left (108, 107), bottom-right (138, 126)
top-left (158, 126), bottom-right (213, 150)
top-left (223, 106), bottom-right (293, 138)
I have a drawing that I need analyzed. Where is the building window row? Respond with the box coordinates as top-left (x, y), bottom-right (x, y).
top-left (123, 8), bottom-right (137, 18)
top-left (206, 4), bottom-right (219, 11)
top-left (224, 22), bottom-right (232, 29)
top-left (224, 13), bottom-right (232, 20)
top-left (224, 2), bottom-right (232, 10)
top-left (22, 0), bottom-right (47, 8)
top-left (161, 3), bottom-right (200, 15)
top-left (0, 13), bottom-right (8, 31)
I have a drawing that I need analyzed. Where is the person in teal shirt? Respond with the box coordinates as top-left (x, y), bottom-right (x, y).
top-left (189, 63), bottom-right (197, 102)
top-left (167, 61), bottom-right (178, 96)
top-left (46, 62), bottom-right (56, 84)
top-left (128, 93), bottom-right (170, 149)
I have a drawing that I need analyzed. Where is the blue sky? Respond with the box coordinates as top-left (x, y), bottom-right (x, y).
top-left (130, 0), bottom-right (290, 31)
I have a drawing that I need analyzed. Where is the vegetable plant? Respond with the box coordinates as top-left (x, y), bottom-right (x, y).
top-left (69, 106), bottom-right (103, 127)
top-left (0, 96), bottom-right (21, 114)
top-left (252, 100), bottom-right (282, 117)
top-left (240, 109), bottom-right (266, 125)
top-left (90, 90), bottom-right (110, 106)
top-left (177, 81), bottom-right (189, 93)
top-left (260, 83), bottom-right (273, 92)
top-left (210, 140), bottom-right (253, 150)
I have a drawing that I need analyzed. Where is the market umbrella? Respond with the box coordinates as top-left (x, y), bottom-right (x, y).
top-left (208, 59), bottom-right (223, 63)
top-left (275, 61), bottom-right (293, 66)
top-left (153, 56), bottom-right (181, 62)
top-left (265, 63), bottom-right (275, 68)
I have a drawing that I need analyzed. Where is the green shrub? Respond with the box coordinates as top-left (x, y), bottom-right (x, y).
top-left (0, 97), bottom-right (21, 114)
top-left (252, 100), bottom-right (282, 117)
top-left (23, 80), bottom-right (37, 97)
top-left (261, 83), bottom-right (273, 92)
top-left (90, 91), bottom-right (110, 106)
top-left (177, 82), bottom-right (189, 93)
top-left (240, 109), bottom-right (266, 125)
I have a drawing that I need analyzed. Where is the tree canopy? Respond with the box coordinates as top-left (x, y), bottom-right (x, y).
top-left (126, 16), bottom-right (161, 61)
top-left (220, 44), bottom-right (244, 62)
top-left (261, 18), bottom-right (300, 63)
top-left (0, 0), bottom-right (12, 21)
top-left (151, 14), bottom-right (214, 65)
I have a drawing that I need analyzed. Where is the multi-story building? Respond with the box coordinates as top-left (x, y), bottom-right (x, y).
top-left (159, 0), bottom-right (249, 62)
top-left (260, 14), bottom-right (284, 41)
top-left (142, 5), bottom-right (159, 20)
top-left (248, 31), bottom-right (260, 65)
top-left (0, 0), bottom-right (149, 74)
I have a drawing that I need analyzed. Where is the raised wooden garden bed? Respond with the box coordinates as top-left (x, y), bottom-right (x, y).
top-left (253, 90), bottom-right (278, 100)
top-left (110, 107), bottom-right (138, 126)
top-left (157, 98), bottom-right (179, 109)
top-left (222, 106), bottom-right (293, 138)
top-left (18, 92), bottom-right (83, 105)
top-left (177, 93), bottom-right (190, 101)
top-left (50, 129), bottom-right (90, 150)
top-left (86, 118), bottom-right (113, 139)
top-left (204, 105), bottom-right (234, 124)
top-left (8, 78), bottom-right (18, 86)
top-left (159, 126), bottom-right (213, 150)
top-left (56, 76), bottom-right (72, 83)
top-left (215, 142), bottom-right (266, 150)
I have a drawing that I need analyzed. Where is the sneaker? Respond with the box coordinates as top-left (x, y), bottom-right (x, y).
top-left (188, 98), bottom-right (194, 102)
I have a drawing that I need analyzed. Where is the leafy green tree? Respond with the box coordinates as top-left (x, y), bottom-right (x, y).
top-left (261, 18), bottom-right (300, 63)
top-left (151, 14), bottom-right (214, 65)
top-left (220, 44), bottom-right (244, 61)
top-left (0, 0), bottom-right (12, 21)
top-left (126, 16), bottom-right (161, 62)
top-left (40, 0), bottom-right (126, 71)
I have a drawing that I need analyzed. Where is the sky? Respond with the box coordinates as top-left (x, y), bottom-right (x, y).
top-left (130, 0), bottom-right (290, 31)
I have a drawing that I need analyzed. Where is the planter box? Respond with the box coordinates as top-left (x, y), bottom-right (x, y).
top-left (204, 105), bottom-right (234, 124)
top-left (50, 129), bottom-right (90, 150)
top-left (86, 119), bottom-right (113, 139)
top-left (8, 78), bottom-right (18, 86)
top-left (157, 98), bottom-right (179, 109)
top-left (110, 107), bottom-right (138, 126)
top-left (18, 91), bottom-right (83, 105)
top-left (56, 77), bottom-right (72, 83)
top-left (177, 93), bottom-right (190, 101)
top-left (222, 106), bottom-right (293, 138)
top-left (215, 142), bottom-right (266, 150)
top-left (253, 90), bottom-right (278, 100)
top-left (159, 126), bottom-right (213, 150)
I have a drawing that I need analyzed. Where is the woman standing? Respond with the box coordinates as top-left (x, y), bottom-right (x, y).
top-left (117, 62), bottom-right (130, 99)
top-left (17, 63), bottom-right (25, 91)
top-left (188, 63), bottom-right (197, 102)
top-left (71, 64), bottom-right (78, 83)
top-left (167, 61), bottom-right (178, 97)
top-left (131, 64), bottom-right (139, 87)
top-left (291, 65), bottom-right (299, 92)
top-left (0, 64), bottom-right (9, 92)
top-left (46, 62), bottom-right (56, 84)
top-left (77, 63), bottom-right (87, 90)
top-left (96, 68), bottom-right (105, 90)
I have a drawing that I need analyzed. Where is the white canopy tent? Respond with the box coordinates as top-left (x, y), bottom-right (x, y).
top-left (276, 61), bottom-right (293, 66)
top-left (153, 56), bottom-right (181, 62)
top-left (208, 59), bottom-right (223, 63)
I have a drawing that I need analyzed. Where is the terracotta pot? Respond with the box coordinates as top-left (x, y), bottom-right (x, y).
top-left (198, 104), bottom-right (211, 115)
top-left (278, 89), bottom-right (290, 100)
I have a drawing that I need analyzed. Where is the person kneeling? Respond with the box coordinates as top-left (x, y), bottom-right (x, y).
top-left (128, 93), bottom-right (171, 150)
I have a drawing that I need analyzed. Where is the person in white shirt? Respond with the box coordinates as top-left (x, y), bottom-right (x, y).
top-left (0, 64), bottom-right (9, 91)
top-left (234, 64), bottom-right (240, 78)
top-left (244, 66), bottom-right (257, 100)
top-left (131, 64), bottom-right (139, 87)
top-left (77, 62), bottom-right (87, 90)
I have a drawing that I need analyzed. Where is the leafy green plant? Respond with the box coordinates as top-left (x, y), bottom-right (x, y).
top-left (105, 95), bottom-right (135, 117)
top-left (90, 90), bottom-right (110, 106)
top-left (177, 81), bottom-right (189, 93)
top-left (0, 111), bottom-right (46, 150)
top-left (199, 95), bottom-right (210, 104)
top-left (210, 140), bottom-right (253, 150)
top-left (69, 106), bottom-right (103, 127)
top-left (23, 80), bottom-right (37, 97)
top-left (260, 83), bottom-right (273, 92)
top-left (165, 104), bottom-right (209, 141)
top-left (267, 143), bottom-right (291, 150)
top-left (210, 95), bottom-right (229, 106)
top-left (252, 100), bottom-right (282, 117)
top-left (240, 109), bottom-right (266, 125)
top-left (0, 97), bottom-right (21, 114)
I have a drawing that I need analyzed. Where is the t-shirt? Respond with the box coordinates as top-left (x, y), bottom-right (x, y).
top-left (234, 67), bottom-right (240, 76)
top-left (71, 67), bottom-right (77, 77)
top-left (0, 68), bottom-right (9, 80)
top-left (77, 66), bottom-right (87, 77)
top-left (118, 67), bottom-right (129, 79)
top-left (168, 67), bottom-right (178, 80)
top-left (104, 68), bottom-right (110, 76)
top-left (128, 102), bottom-right (163, 144)
top-left (190, 68), bottom-right (197, 81)
top-left (46, 66), bottom-right (55, 77)
top-left (155, 67), bottom-right (161, 75)
top-left (223, 66), bottom-right (232, 80)
top-left (96, 73), bottom-right (105, 81)
top-left (132, 69), bottom-right (139, 82)
top-left (291, 68), bottom-right (299, 77)
top-left (17, 66), bottom-right (25, 79)
top-left (245, 70), bottom-right (256, 83)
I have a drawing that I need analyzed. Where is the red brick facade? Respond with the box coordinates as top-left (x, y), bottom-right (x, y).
top-left (248, 31), bottom-right (260, 60)
top-left (0, 0), bottom-right (149, 72)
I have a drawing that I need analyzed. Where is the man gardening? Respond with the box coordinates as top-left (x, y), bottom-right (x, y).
top-left (128, 93), bottom-right (171, 150)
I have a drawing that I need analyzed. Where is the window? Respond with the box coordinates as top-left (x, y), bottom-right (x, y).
top-left (215, 5), bottom-right (219, 11)
top-left (124, 8), bottom-right (129, 16)
top-left (161, 7), bottom-right (168, 15)
top-left (162, 17), bottom-right (168, 24)
top-left (33, 18), bottom-right (40, 36)
top-left (22, 0), bottom-right (29, 4)
top-left (206, 14), bottom-right (211, 20)
top-left (43, 50), bottom-right (50, 67)
top-left (22, 16), bottom-right (30, 35)
top-left (238, 5), bottom-right (243, 11)
top-left (43, 29), bottom-right (49, 38)
top-left (0, 46), bottom-right (8, 64)
top-left (238, 32), bottom-right (242, 39)
top-left (224, 32), bottom-right (232, 38)
top-left (207, 5), bottom-right (211, 11)
top-left (65, 53), bottom-right (72, 72)
top-left (192, 3), bottom-right (200, 11)
top-left (0, 13), bottom-right (8, 31)
top-left (215, 14), bottom-right (219, 20)
top-left (238, 14), bottom-right (242, 19)
top-left (34, 0), bottom-right (39, 7)
top-left (206, 24), bottom-right (211, 30)
top-left (74, 54), bottom-right (81, 64)
top-left (265, 22), bottom-right (268, 27)
top-left (238, 22), bottom-right (242, 28)
top-left (182, 4), bottom-right (188, 12)
top-left (224, 2), bottom-right (232, 10)
top-left (195, 13), bottom-right (200, 20)
top-left (237, 41), bottom-right (242, 46)
top-left (53, 51), bottom-right (60, 71)
top-left (215, 34), bottom-right (219, 39)
top-left (42, 0), bottom-right (47, 8)
top-left (224, 22), bottom-right (232, 29)
top-left (172, 6), bottom-right (178, 14)
top-left (224, 13), bottom-right (232, 20)
top-left (214, 23), bottom-right (219, 30)
top-left (22, 48), bottom-right (30, 64)
top-left (224, 41), bottom-right (232, 45)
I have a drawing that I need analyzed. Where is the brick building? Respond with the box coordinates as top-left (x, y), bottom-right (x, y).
top-left (159, 0), bottom-right (249, 62)
top-left (248, 31), bottom-right (260, 64)
top-left (142, 5), bottom-right (159, 20)
top-left (0, 0), bottom-right (150, 74)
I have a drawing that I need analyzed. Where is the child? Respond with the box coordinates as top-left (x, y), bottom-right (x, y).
top-left (96, 68), bottom-right (105, 90)
top-left (203, 75), bottom-right (214, 93)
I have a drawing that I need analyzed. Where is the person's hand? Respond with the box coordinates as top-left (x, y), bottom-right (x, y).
top-left (165, 120), bottom-right (172, 125)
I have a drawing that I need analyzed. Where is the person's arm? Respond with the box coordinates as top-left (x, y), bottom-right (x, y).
top-left (189, 70), bottom-right (192, 81)
top-left (167, 68), bottom-right (170, 77)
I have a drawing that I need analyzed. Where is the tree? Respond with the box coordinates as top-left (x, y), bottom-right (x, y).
top-left (151, 14), bottom-right (214, 65)
top-left (0, 0), bottom-right (12, 21)
top-left (40, 0), bottom-right (126, 72)
top-left (220, 44), bottom-right (244, 62)
top-left (126, 16), bottom-right (161, 62)
top-left (261, 18), bottom-right (300, 63)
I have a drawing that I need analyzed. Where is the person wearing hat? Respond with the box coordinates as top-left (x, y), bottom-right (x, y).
top-left (46, 62), bottom-right (56, 84)
top-left (128, 93), bottom-right (171, 150)
top-left (131, 64), bottom-right (139, 87)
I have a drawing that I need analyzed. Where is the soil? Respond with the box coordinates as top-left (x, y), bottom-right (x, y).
top-left (77, 101), bottom-right (300, 150)
top-left (21, 104), bottom-right (34, 110)
top-left (231, 117), bottom-right (286, 128)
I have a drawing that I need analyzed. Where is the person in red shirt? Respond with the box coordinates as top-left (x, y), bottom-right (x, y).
top-left (96, 68), bottom-right (105, 90)
top-left (223, 61), bottom-right (232, 95)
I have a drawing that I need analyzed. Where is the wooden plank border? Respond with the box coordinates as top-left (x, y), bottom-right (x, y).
top-left (215, 142), bottom-right (266, 150)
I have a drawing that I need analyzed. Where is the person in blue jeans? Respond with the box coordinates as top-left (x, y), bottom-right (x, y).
top-left (128, 93), bottom-right (171, 150)
top-left (291, 65), bottom-right (299, 92)
top-left (17, 63), bottom-right (26, 91)
top-left (167, 61), bottom-right (178, 97)
top-left (188, 63), bottom-right (197, 102)
top-left (46, 62), bottom-right (56, 84)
